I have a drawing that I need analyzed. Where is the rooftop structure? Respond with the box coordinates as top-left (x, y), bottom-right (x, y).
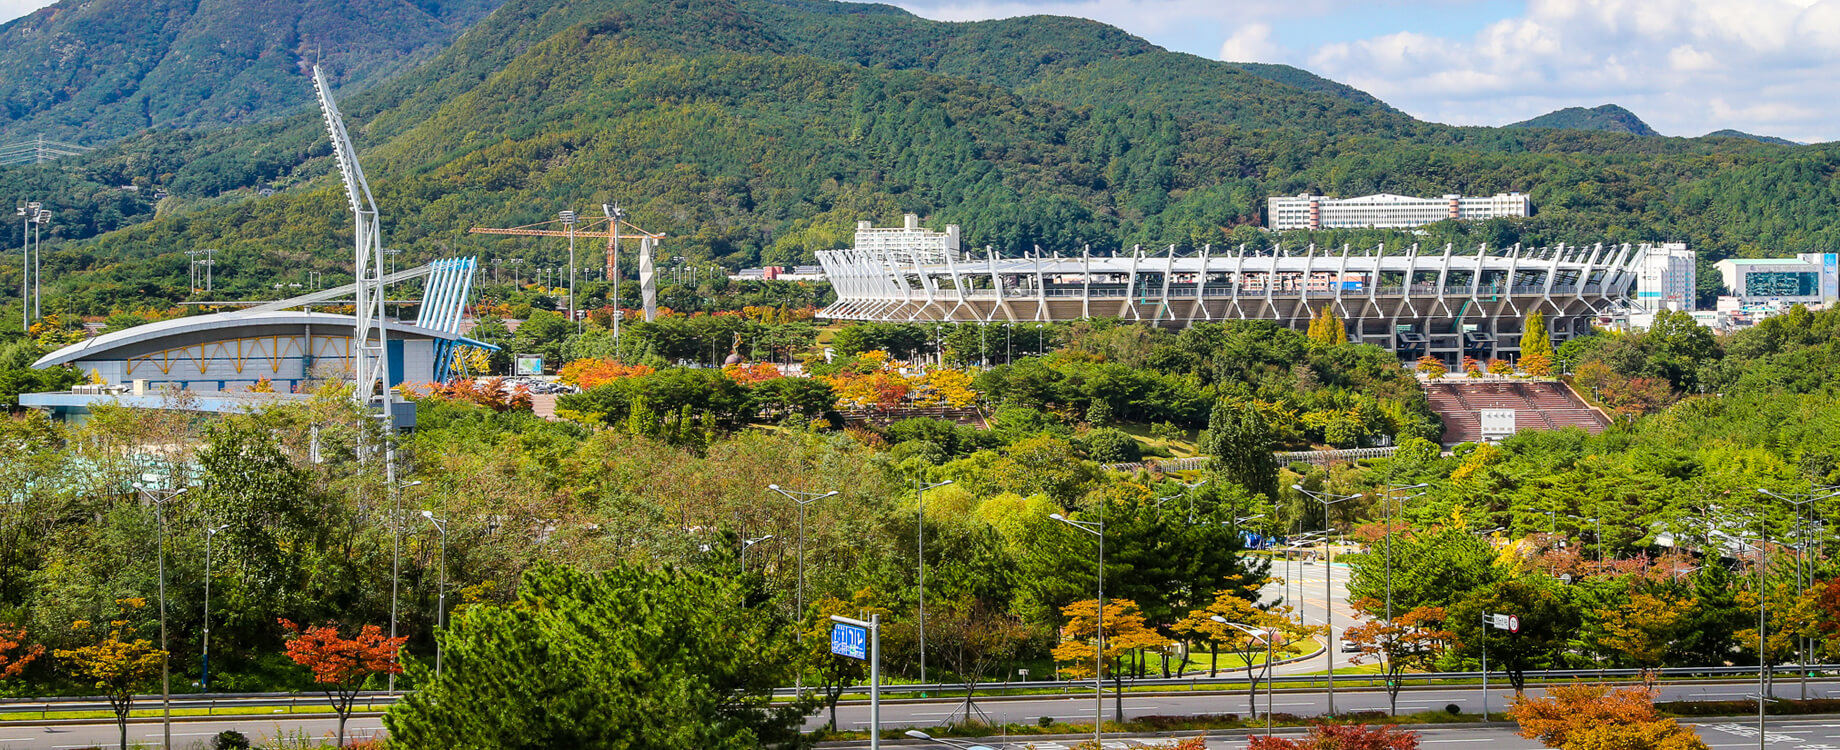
top-left (817, 242), bottom-right (1652, 363)
top-left (1268, 192), bottom-right (1529, 231)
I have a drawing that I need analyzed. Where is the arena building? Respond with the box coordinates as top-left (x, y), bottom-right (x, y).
top-left (818, 237), bottom-right (1652, 364)
top-left (22, 257), bottom-right (491, 424)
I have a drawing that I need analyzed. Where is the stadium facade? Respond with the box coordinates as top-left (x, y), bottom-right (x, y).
top-left (817, 239), bottom-right (1652, 363)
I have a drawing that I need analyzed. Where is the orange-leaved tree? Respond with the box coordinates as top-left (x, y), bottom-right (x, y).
top-left (1171, 585), bottom-right (1322, 718)
top-left (1592, 591), bottom-right (1695, 683)
top-left (1249, 723), bottom-right (1420, 750)
top-left (1345, 601), bottom-right (1451, 716)
top-left (1510, 683), bottom-right (1707, 750)
top-left (55, 599), bottom-right (166, 750)
top-left (1052, 598), bottom-right (1170, 728)
top-left (279, 619), bottom-right (407, 748)
top-left (559, 358), bottom-right (655, 390)
top-left (0, 622), bottom-right (42, 681)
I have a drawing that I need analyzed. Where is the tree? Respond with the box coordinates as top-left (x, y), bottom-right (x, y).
top-left (1171, 587), bottom-right (1321, 717)
top-left (1510, 683), bottom-right (1707, 750)
top-left (278, 620), bottom-right (406, 748)
top-left (1249, 723), bottom-right (1420, 750)
top-left (1416, 355), bottom-right (1447, 380)
top-left (1307, 309), bottom-right (1347, 348)
top-left (1345, 603), bottom-right (1452, 715)
top-left (804, 589), bottom-right (890, 732)
top-left (384, 563), bottom-right (809, 750)
top-left (920, 596), bottom-right (1036, 723)
top-left (1592, 591), bottom-right (1695, 680)
top-left (55, 599), bottom-right (167, 750)
top-left (1521, 312), bottom-right (1554, 376)
top-left (0, 623), bottom-right (41, 682)
top-left (1200, 399), bottom-right (1279, 500)
top-left (1052, 598), bottom-right (1172, 726)
top-left (1448, 578), bottom-right (1579, 692)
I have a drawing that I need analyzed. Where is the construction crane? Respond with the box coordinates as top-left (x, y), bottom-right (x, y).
top-left (468, 215), bottom-right (666, 337)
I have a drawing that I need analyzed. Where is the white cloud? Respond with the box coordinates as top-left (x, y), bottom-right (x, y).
top-left (1298, 0), bottom-right (1840, 141)
top-left (1219, 23), bottom-right (1286, 63)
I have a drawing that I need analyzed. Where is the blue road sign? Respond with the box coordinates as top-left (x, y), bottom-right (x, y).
top-left (830, 621), bottom-right (868, 660)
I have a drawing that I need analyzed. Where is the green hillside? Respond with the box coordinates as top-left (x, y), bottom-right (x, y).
top-left (1704, 129), bottom-right (1799, 146)
top-left (1, 0), bottom-right (1837, 319)
top-left (1508, 104), bottom-right (1660, 136)
top-left (0, 0), bottom-right (507, 145)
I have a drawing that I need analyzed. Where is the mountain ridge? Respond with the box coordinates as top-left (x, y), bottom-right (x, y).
top-left (1508, 104), bottom-right (1659, 136)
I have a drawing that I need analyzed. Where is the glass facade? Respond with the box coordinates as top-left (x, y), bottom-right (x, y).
top-left (1746, 270), bottom-right (1818, 297)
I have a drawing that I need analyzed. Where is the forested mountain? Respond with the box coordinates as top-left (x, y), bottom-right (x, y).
top-left (2, 0), bottom-right (1839, 319)
top-left (1705, 129), bottom-right (1798, 146)
top-left (0, 0), bottom-right (507, 144)
top-left (1507, 104), bottom-right (1659, 136)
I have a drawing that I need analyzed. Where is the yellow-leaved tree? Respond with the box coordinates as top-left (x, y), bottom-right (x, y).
top-left (55, 599), bottom-right (167, 750)
top-left (1052, 598), bottom-right (1171, 728)
top-left (1171, 585), bottom-right (1323, 718)
top-left (1521, 311), bottom-right (1554, 376)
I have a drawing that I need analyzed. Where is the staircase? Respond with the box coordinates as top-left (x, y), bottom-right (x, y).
top-left (1424, 380), bottom-right (1609, 445)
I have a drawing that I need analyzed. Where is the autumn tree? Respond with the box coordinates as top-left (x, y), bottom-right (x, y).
top-left (279, 620), bottom-right (406, 748)
top-left (1172, 587), bottom-right (1322, 717)
top-left (55, 599), bottom-right (167, 750)
top-left (0, 622), bottom-right (43, 682)
top-left (1591, 591), bottom-right (1696, 682)
top-left (1249, 723), bottom-right (1421, 750)
top-left (1345, 602), bottom-right (1452, 715)
top-left (1052, 598), bottom-right (1172, 726)
top-left (1307, 309), bottom-right (1347, 347)
top-left (1521, 312), bottom-right (1553, 376)
top-left (920, 595), bottom-right (1036, 722)
top-left (1416, 355), bottom-right (1447, 379)
top-left (804, 589), bottom-right (890, 732)
top-left (1510, 683), bottom-right (1707, 750)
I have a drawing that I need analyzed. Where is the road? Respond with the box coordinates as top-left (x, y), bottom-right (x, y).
top-left (828, 717), bottom-right (1840, 749)
top-left (812, 679), bottom-right (1840, 731)
top-left (0, 715), bottom-right (385, 749)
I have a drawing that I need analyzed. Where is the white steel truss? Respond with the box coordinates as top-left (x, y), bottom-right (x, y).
top-left (313, 66), bottom-right (391, 411)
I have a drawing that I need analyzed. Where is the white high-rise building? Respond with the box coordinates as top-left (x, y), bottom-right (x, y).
top-left (1267, 192), bottom-right (1530, 230)
top-left (853, 214), bottom-right (960, 266)
top-left (1635, 243), bottom-right (1697, 312)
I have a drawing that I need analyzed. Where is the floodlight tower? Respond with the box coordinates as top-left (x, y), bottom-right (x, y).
top-left (312, 66), bottom-right (392, 412)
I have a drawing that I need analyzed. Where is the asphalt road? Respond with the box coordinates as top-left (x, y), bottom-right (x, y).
top-left (813, 680), bottom-right (1840, 731)
top-left (830, 717), bottom-right (1840, 750)
top-left (0, 715), bottom-right (385, 749)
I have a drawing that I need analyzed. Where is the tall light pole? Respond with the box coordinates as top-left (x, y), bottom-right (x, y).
top-left (31, 207), bottom-right (46, 321)
top-left (420, 510), bottom-right (448, 680)
top-left (133, 476), bottom-right (187, 750)
top-left (1213, 616), bottom-right (1274, 737)
top-left (1383, 483), bottom-right (1429, 627)
top-left (915, 478), bottom-right (953, 685)
top-left (15, 202), bottom-right (32, 331)
top-left (1759, 487), bottom-right (1839, 701)
top-left (559, 210), bottom-right (579, 334)
top-left (1049, 510), bottom-right (1106, 743)
top-left (202, 524), bottom-right (227, 693)
top-left (768, 484), bottom-right (838, 691)
top-left (387, 478), bottom-right (421, 694)
top-left (1292, 484), bottom-right (1358, 716)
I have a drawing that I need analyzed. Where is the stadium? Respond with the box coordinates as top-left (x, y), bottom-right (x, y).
top-left (817, 242), bottom-right (1652, 363)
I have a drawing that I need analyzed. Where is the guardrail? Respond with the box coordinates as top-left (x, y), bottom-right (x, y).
top-left (4, 665), bottom-right (1831, 717)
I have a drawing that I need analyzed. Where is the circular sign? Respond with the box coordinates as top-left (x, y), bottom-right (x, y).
top-left (1507, 615), bottom-right (1521, 633)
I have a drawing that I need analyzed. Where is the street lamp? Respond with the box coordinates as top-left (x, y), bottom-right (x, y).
top-left (1292, 484), bottom-right (1359, 716)
top-left (741, 534), bottom-right (773, 568)
top-left (1569, 513), bottom-right (1604, 563)
top-left (1758, 487), bottom-right (1840, 701)
top-left (202, 524), bottom-right (228, 693)
top-left (916, 478), bottom-right (954, 685)
top-left (601, 203), bottom-right (625, 342)
top-left (1049, 511), bottom-right (1106, 744)
top-left (387, 479), bottom-right (422, 694)
top-left (902, 730), bottom-right (1000, 750)
top-left (1382, 483), bottom-right (1430, 627)
top-left (559, 210), bottom-right (579, 334)
top-left (1212, 616), bottom-right (1275, 737)
top-left (768, 483), bottom-right (838, 691)
top-left (132, 477), bottom-right (187, 750)
top-left (420, 510), bottom-right (448, 680)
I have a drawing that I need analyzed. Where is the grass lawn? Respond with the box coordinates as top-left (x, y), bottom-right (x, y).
top-left (1116, 423), bottom-right (1201, 459)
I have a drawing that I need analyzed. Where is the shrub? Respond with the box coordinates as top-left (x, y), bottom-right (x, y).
top-left (209, 730), bottom-right (250, 750)
top-left (1084, 428), bottom-right (1143, 464)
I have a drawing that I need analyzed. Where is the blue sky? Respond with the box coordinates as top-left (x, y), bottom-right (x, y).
top-left (7, 0), bottom-right (1837, 142)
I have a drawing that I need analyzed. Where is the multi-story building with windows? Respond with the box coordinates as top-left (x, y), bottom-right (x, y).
top-left (1635, 243), bottom-right (1697, 312)
top-left (1268, 192), bottom-right (1530, 231)
top-left (1715, 254), bottom-right (1840, 306)
top-left (852, 214), bottom-right (960, 266)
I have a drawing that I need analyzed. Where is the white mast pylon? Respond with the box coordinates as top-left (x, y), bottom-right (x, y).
top-left (312, 66), bottom-right (392, 412)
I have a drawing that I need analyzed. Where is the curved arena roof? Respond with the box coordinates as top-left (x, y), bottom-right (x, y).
top-left (34, 311), bottom-right (492, 369)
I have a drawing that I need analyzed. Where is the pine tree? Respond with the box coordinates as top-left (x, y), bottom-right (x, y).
top-left (1199, 400), bottom-right (1279, 500)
